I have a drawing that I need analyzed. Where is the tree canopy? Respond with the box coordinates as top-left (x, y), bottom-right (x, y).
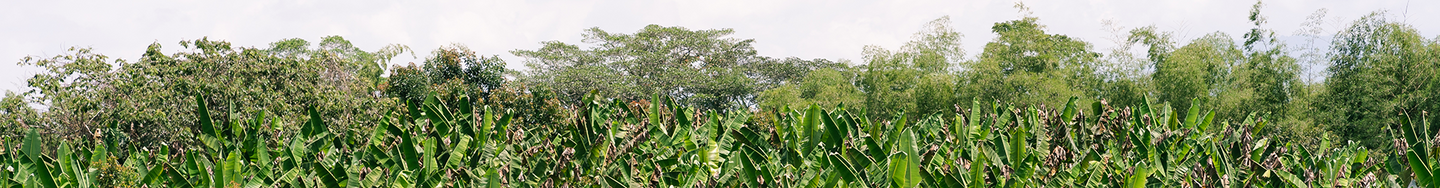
top-left (3, 2), bottom-right (1437, 152)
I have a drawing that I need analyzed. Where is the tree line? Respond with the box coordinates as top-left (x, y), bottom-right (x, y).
top-left (2, 2), bottom-right (1437, 152)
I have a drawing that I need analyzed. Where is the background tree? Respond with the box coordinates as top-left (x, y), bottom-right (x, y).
top-left (1, 90), bottom-right (41, 141)
top-left (1319, 12), bottom-right (1440, 147)
top-left (14, 47), bottom-right (114, 143)
top-left (1237, 1), bottom-right (1304, 120)
top-left (384, 44), bottom-right (508, 104)
top-left (13, 36), bottom-right (408, 149)
top-left (9, 1), bottom-right (1440, 154)
top-left (743, 57), bottom-right (845, 91)
top-left (514, 25), bottom-right (784, 111)
top-left (912, 73), bottom-right (956, 117)
top-left (858, 16), bottom-right (964, 120)
top-left (1087, 21), bottom-right (1153, 110)
top-left (379, 45), bottom-right (560, 128)
top-left (958, 16), bottom-right (1100, 109)
top-left (757, 67), bottom-right (863, 111)
top-left (384, 63), bottom-right (429, 105)
top-left (859, 46), bottom-right (920, 120)
top-left (483, 82), bottom-right (565, 129)
top-left (1152, 32), bottom-right (1244, 119)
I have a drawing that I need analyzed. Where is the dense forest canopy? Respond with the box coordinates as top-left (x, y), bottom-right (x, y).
top-left (3, 2), bottom-right (1437, 152)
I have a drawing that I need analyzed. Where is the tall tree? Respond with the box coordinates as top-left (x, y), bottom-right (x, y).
top-left (15, 36), bottom-right (408, 148)
top-left (1237, 1), bottom-right (1303, 118)
top-left (757, 67), bottom-right (863, 111)
top-left (959, 16), bottom-right (1100, 109)
top-left (858, 16), bottom-right (964, 119)
top-left (514, 25), bottom-right (765, 111)
top-left (1089, 22), bottom-right (1154, 109)
top-left (743, 57), bottom-right (845, 91)
top-left (384, 44), bottom-right (508, 104)
top-left (1319, 12), bottom-right (1440, 147)
top-left (0, 92), bottom-right (39, 138)
top-left (1153, 32), bottom-right (1244, 119)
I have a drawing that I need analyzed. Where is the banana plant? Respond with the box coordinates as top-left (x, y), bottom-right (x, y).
top-left (1397, 111), bottom-right (1437, 187)
top-left (4, 93), bottom-right (1430, 188)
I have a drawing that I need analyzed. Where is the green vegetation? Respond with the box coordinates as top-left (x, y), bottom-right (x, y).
top-left (3, 1), bottom-right (1440, 187)
top-left (1, 94), bottom-right (1437, 187)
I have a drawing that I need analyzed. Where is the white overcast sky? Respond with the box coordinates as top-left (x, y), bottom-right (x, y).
top-left (3, 0), bottom-right (1437, 93)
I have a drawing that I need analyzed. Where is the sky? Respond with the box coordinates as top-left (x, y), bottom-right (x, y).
top-left (2, 0), bottom-right (1437, 93)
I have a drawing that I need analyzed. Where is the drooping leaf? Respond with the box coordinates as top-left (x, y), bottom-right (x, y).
top-left (223, 151), bottom-right (242, 186)
top-left (302, 106), bottom-right (325, 139)
top-left (316, 162), bottom-right (342, 188)
top-left (1061, 96), bottom-right (1078, 124)
top-left (31, 154), bottom-right (58, 188)
top-left (22, 129), bottom-right (42, 162)
top-left (496, 109), bottom-right (513, 143)
top-left (823, 109), bottom-right (844, 152)
top-left (1125, 163), bottom-right (1152, 188)
top-left (802, 104), bottom-right (822, 155)
top-left (424, 92), bottom-right (452, 136)
top-left (142, 163), bottom-right (168, 185)
top-left (1408, 150), bottom-right (1433, 183)
top-left (1184, 98), bottom-right (1201, 129)
top-left (1275, 170), bottom-right (1310, 188)
top-left (889, 152), bottom-right (922, 188)
top-left (197, 95), bottom-right (218, 138)
top-left (650, 94), bottom-right (667, 136)
top-left (486, 168), bottom-right (501, 188)
top-left (1198, 111), bottom-right (1215, 132)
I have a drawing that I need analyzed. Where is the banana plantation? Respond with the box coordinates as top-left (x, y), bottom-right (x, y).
top-left (1, 91), bottom-right (1436, 188)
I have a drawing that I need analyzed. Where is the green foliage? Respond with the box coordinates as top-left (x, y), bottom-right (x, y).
top-left (759, 68), bottom-right (864, 112)
top-left (5, 2), bottom-right (1440, 187)
top-left (1320, 12), bottom-right (1440, 148)
top-left (745, 57), bottom-right (848, 89)
top-left (859, 46), bottom-right (919, 119)
top-left (860, 16), bottom-right (964, 120)
top-left (0, 91), bottom-right (40, 138)
top-left (513, 25), bottom-right (771, 111)
top-left (386, 45), bottom-right (508, 105)
top-left (12, 36), bottom-right (409, 149)
top-left (14, 47), bottom-right (116, 144)
top-left (91, 156), bottom-right (138, 188)
top-left (959, 16), bottom-right (1101, 109)
top-left (9, 92), bottom-right (1433, 187)
top-left (484, 82), bottom-right (566, 127)
top-left (1120, 3), bottom-right (1316, 145)
top-left (384, 63), bottom-right (429, 105)
top-left (1153, 32), bottom-right (1241, 116)
top-left (1394, 112), bottom-right (1437, 187)
top-left (757, 84), bottom-right (803, 112)
top-left (1238, 1), bottom-right (1303, 120)
top-left (911, 73), bottom-right (956, 118)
